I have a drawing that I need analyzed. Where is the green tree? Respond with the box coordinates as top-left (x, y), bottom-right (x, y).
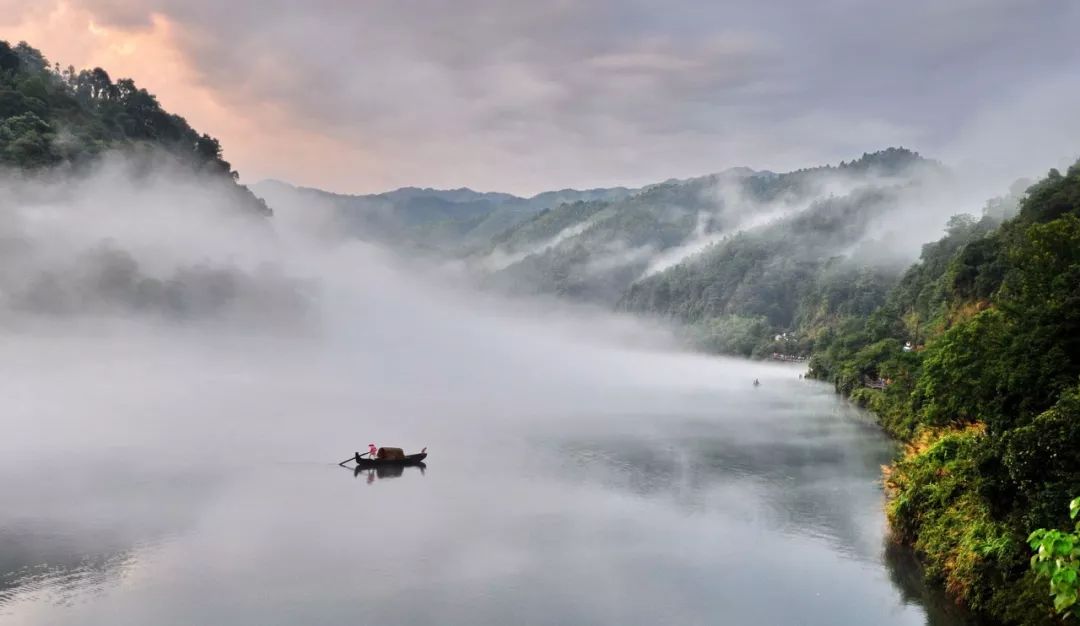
top-left (1029, 497), bottom-right (1080, 616)
top-left (912, 308), bottom-right (1009, 427)
top-left (0, 111), bottom-right (56, 166)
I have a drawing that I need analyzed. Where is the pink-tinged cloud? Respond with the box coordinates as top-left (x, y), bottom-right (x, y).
top-left (2, 0), bottom-right (1079, 195)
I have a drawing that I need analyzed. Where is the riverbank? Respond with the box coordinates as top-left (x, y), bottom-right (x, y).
top-left (828, 382), bottom-right (1060, 626)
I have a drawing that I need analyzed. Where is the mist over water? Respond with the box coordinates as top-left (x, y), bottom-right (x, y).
top-left (0, 160), bottom-right (970, 625)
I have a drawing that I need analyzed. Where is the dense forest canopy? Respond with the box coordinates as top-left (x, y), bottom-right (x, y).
top-left (0, 39), bottom-right (269, 216)
top-left (804, 162), bottom-right (1080, 625)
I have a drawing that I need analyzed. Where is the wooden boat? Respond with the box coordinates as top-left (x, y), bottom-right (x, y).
top-left (352, 451), bottom-right (427, 468)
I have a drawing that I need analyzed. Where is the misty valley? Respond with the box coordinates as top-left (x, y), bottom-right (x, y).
top-left (2, 20), bottom-right (1080, 626)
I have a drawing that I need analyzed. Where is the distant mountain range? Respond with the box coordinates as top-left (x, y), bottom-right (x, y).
top-left (474, 147), bottom-right (945, 305)
top-left (251, 180), bottom-right (636, 251)
top-left (259, 147), bottom-right (946, 317)
top-left (257, 148), bottom-right (955, 355)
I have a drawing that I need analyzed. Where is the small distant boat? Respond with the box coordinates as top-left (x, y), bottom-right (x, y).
top-left (353, 451), bottom-right (427, 468)
top-left (338, 446), bottom-right (429, 468)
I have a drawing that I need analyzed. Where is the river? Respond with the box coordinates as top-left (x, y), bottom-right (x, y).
top-left (0, 323), bottom-right (973, 625)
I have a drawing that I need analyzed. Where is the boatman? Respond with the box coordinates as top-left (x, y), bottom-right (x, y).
top-left (368, 443), bottom-right (379, 459)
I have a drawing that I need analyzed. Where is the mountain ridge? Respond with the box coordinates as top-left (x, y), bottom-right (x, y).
top-left (478, 147), bottom-right (944, 306)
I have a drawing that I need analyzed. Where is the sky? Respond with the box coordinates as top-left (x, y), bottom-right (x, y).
top-left (1, 0), bottom-right (1078, 196)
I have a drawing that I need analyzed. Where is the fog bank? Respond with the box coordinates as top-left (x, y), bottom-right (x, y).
top-left (0, 155), bottom-right (789, 467)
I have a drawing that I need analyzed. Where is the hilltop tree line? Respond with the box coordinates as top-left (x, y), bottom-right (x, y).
top-left (0, 39), bottom-right (268, 214)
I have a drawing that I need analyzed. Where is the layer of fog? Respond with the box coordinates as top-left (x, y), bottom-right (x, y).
top-left (485, 160), bottom-right (984, 302)
top-left (1, 148), bottom-right (1042, 469)
top-left (481, 216), bottom-right (598, 271)
top-left (639, 172), bottom-right (871, 277)
top-left (0, 154), bottom-right (789, 468)
top-left (642, 160), bottom-right (1026, 283)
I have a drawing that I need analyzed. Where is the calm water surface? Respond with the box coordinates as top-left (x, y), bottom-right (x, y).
top-left (1, 356), bottom-right (972, 625)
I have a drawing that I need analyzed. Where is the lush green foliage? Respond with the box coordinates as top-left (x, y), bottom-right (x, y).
top-left (813, 161), bottom-right (1080, 624)
top-left (0, 39), bottom-right (268, 214)
top-left (1029, 497), bottom-right (1080, 616)
top-left (885, 426), bottom-right (1055, 624)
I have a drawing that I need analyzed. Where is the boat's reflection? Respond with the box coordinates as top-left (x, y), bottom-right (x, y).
top-left (352, 462), bottom-right (427, 484)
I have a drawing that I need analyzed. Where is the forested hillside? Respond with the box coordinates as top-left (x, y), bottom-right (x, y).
top-left (808, 165), bottom-right (1080, 624)
top-left (618, 185), bottom-right (910, 355)
top-left (0, 39), bottom-right (268, 215)
top-left (0, 39), bottom-right (296, 321)
top-left (481, 148), bottom-right (939, 307)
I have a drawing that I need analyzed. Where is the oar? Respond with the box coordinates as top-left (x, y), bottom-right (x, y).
top-left (338, 451), bottom-right (370, 467)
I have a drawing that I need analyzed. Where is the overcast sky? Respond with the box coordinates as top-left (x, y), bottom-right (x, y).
top-left (1, 0), bottom-right (1078, 195)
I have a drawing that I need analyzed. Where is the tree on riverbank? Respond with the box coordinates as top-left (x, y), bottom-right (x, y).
top-left (1029, 496), bottom-right (1080, 617)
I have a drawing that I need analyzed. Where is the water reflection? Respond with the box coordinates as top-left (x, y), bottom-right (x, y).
top-left (0, 459), bottom-right (215, 617)
top-left (0, 379), bottom-right (981, 625)
top-left (352, 462), bottom-right (427, 482)
top-left (885, 541), bottom-right (977, 625)
top-left (0, 547), bottom-right (136, 611)
top-left (546, 405), bottom-right (897, 564)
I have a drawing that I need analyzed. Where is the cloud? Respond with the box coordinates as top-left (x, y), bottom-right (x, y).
top-left (1, 0), bottom-right (1078, 194)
